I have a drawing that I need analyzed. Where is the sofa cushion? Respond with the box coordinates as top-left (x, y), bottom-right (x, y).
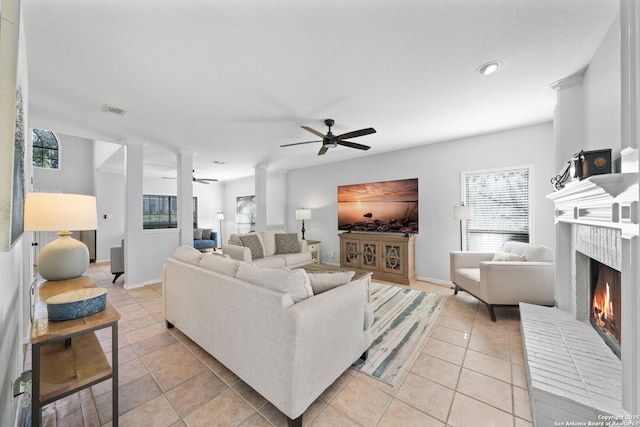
top-left (236, 263), bottom-right (313, 303)
top-left (201, 228), bottom-right (213, 240)
top-left (492, 251), bottom-right (526, 262)
top-left (239, 234), bottom-right (264, 260)
top-left (173, 245), bottom-right (204, 265)
top-left (364, 304), bottom-right (374, 330)
top-left (253, 257), bottom-right (287, 269)
top-left (275, 233), bottom-right (299, 255)
top-left (260, 230), bottom-right (285, 257)
top-left (193, 228), bottom-right (203, 240)
top-left (280, 252), bottom-right (313, 267)
top-left (307, 270), bottom-right (355, 294)
top-left (199, 254), bottom-right (242, 277)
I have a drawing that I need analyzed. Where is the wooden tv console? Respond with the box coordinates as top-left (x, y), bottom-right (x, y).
top-left (339, 233), bottom-right (416, 285)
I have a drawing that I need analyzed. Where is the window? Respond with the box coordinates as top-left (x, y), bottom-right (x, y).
top-left (236, 195), bottom-right (255, 234)
top-left (143, 195), bottom-right (198, 230)
top-left (462, 166), bottom-right (531, 251)
top-left (32, 129), bottom-right (59, 169)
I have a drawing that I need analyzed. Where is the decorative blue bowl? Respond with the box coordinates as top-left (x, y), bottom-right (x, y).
top-left (46, 288), bottom-right (107, 321)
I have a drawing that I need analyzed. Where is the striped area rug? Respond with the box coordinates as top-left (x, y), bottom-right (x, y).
top-left (353, 282), bottom-right (448, 387)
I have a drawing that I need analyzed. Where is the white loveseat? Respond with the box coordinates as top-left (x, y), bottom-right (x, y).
top-left (222, 230), bottom-right (312, 268)
top-left (450, 241), bottom-right (555, 321)
top-left (162, 247), bottom-right (372, 426)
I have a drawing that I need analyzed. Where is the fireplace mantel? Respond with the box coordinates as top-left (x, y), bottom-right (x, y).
top-left (547, 172), bottom-right (639, 237)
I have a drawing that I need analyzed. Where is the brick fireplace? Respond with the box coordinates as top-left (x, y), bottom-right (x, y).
top-left (520, 148), bottom-right (639, 425)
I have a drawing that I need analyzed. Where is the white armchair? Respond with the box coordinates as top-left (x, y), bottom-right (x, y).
top-left (450, 241), bottom-right (555, 321)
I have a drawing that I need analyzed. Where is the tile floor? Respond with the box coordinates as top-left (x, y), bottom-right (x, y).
top-left (28, 262), bottom-right (532, 427)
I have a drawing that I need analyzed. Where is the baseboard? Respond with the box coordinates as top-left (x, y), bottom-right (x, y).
top-left (415, 276), bottom-right (454, 288)
top-left (124, 279), bottom-right (161, 290)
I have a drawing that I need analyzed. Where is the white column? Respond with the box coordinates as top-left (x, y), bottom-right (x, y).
top-left (124, 141), bottom-right (145, 289)
top-left (176, 150), bottom-right (194, 246)
top-left (620, 0), bottom-right (640, 414)
top-left (254, 164), bottom-right (267, 231)
top-left (550, 73), bottom-right (584, 311)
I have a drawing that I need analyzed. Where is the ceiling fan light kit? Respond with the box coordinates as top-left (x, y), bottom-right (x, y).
top-left (281, 118), bottom-right (376, 156)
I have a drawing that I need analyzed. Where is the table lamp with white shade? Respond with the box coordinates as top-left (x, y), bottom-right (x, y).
top-left (24, 192), bottom-right (98, 281)
top-left (295, 208), bottom-right (311, 240)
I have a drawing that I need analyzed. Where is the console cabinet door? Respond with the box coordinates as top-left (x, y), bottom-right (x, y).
top-left (380, 240), bottom-right (406, 276)
top-left (359, 239), bottom-right (380, 272)
top-left (342, 238), bottom-right (362, 268)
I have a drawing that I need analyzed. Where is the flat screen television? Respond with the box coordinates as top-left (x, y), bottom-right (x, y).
top-left (338, 178), bottom-right (418, 234)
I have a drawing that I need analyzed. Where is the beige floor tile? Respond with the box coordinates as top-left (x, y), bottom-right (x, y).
top-left (515, 416), bottom-right (534, 427)
top-left (119, 314), bottom-right (158, 334)
top-left (463, 349), bottom-right (512, 383)
top-left (183, 388), bottom-right (255, 426)
top-left (430, 324), bottom-right (471, 348)
top-left (353, 371), bottom-right (395, 396)
top-left (410, 352), bottom-right (461, 389)
top-left (377, 399), bottom-right (444, 427)
top-left (436, 314), bottom-right (474, 333)
top-left (456, 368), bottom-right (512, 413)
top-left (149, 352), bottom-right (208, 392)
top-left (239, 412), bottom-right (274, 427)
top-left (330, 377), bottom-right (393, 427)
top-left (513, 385), bottom-right (532, 421)
top-left (395, 372), bottom-right (454, 422)
top-left (95, 374), bottom-right (162, 424)
top-left (117, 394), bottom-right (180, 426)
top-left (448, 392), bottom-right (513, 427)
top-left (232, 380), bottom-right (269, 410)
top-left (421, 337), bottom-right (467, 365)
top-left (118, 357), bottom-right (149, 386)
top-left (165, 370), bottom-right (228, 417)
top-left (131, 331), bottom-right (178, 357)
top-left (309, 404), bottom-right (361, 426)
top-left (467, 332), bottom-right (512, 361)
top-left (511, 362), bottom-right (528, 389)
top-left (125, 321), bottom-right (167, 344)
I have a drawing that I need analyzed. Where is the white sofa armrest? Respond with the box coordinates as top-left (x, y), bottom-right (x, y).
top-left (480, 261), bottom-right (555, 305)
top-left (298, 239), bottom-right (308, 252)
top-left (222, 243), bottom-right (252, 263)
top-left (450, 251), bottom-right (494, 282)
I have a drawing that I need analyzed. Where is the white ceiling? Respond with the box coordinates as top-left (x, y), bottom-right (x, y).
top-left (23, 0), bottom-right (618, 181)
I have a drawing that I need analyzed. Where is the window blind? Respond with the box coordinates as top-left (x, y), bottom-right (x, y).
top-left (463, 167), bottom-right (530, 251)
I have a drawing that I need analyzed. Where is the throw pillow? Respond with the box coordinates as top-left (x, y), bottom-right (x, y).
top-left (236, 263), bottom-right (313, 303)
top-left (201, 228), bottom-right (213, 240)
top-left (492, 251), bottom-right (526, 262)
top-left (172, 245), bottom-right (204, 265)
top-left (307, 270), bottom-right (355, 294)
top-left (239, 234), bottom-right (264, 260)
top-left (199, 254), bottom-right (241, 277)
top-left (193, 228), bottom-right (203, 240)
top-left (275, 233), bottom-right (300, 255)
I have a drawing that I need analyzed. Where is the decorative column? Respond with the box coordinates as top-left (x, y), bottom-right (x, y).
top-left (254, 164), bottom-right (267, 232)
top-left (176, 149), bottom-right (194, 247)
top-left (124, 141), bottom-right (145, 288)
top-left (550, 73), bottom-right (584, 312)
top-left (620, 0), bottom-right (640, 414)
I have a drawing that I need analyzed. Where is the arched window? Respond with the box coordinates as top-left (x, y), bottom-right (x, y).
top-left (32, 129), bottom-right (59, 169)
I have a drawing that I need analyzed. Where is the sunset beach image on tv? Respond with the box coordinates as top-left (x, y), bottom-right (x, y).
top-left (338, 178), bottom-right (418, 234)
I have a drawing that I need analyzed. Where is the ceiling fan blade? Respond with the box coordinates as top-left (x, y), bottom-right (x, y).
top-left (161, 176), bottom-right (176, 180)
top-left (198, 178), bottom-right (218, 182)
top-left (301, 126), bottom-right (327, 139)
top-left (318, 146), bottom-right (329, 156)
top-left (336, 127), bottom-right (376, 140)
top-left (194, 179), bottom-right (211, 184)
top-left (337, 140), bottom-right (371, 151)
top-left (280, 140), bottom-right (321, 147)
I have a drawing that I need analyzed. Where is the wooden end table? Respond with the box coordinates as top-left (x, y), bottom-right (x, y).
top-left (31, 276), bottom-right (120, 426)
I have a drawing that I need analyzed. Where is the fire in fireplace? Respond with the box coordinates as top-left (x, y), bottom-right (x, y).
top-left (590, 259), bottom-right (621, 358)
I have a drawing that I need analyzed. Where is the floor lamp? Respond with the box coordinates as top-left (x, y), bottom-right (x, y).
top-left (453, 204), bottom-right (473, 251)
top-left (217, 212), bottom-right (224, 248)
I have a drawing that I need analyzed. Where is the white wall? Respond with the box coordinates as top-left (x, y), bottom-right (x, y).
top-left (287, 122), bottom-right (556, 283)
top-left (33, 132), bottom-right (95, 195)
top-left (582, 15), bottom-right (622, 158)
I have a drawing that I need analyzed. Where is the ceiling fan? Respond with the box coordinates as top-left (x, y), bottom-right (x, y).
top-left (280, 119), bottom-right (376, 156)
top-left (162, 170), bottom-right (218, 184)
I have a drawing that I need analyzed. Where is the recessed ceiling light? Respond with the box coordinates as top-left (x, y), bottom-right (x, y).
top-left (477, 61), bottom-right (501, 75)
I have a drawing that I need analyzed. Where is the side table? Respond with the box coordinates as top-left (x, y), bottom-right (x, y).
top-left (31, 276), bottom-right (120, 426)
top-left (306, 240), bottom-right (321, 263)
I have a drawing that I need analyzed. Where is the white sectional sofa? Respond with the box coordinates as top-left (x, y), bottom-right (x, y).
top-left (222, 230), bottom-right (312, 268)
top-left (162, 246), bottom-right (373, 426)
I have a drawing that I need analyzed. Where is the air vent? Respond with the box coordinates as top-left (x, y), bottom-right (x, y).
top-left (102, 104), bottom-right (127, 116)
